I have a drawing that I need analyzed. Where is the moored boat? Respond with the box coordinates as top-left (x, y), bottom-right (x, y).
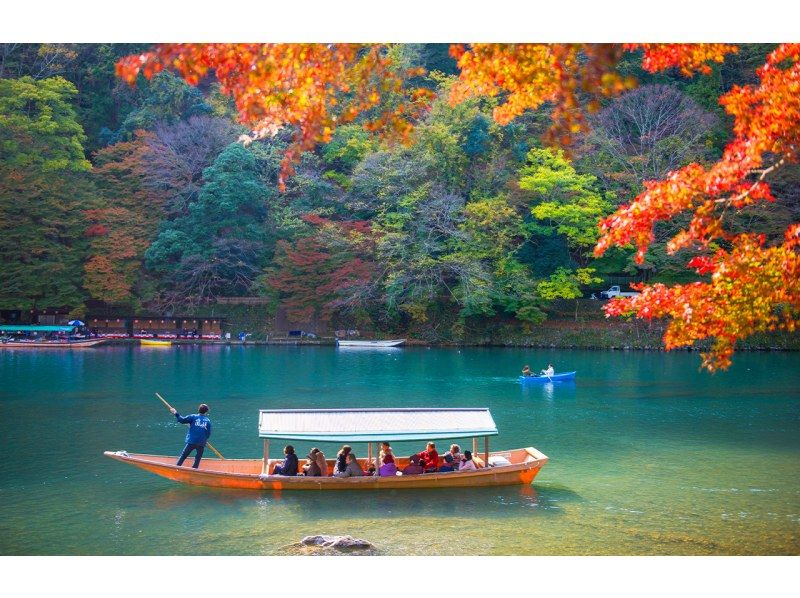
top-left (336, 338), bottom-right (405, 347)
top-left (0, 325), bottom-right (106, 348)
top-left (104, 407), bottom-right (548, 491)
top-left (140, 339), bottom-right (172, 347)
top-left (519, 371), bottom-right (576, 383)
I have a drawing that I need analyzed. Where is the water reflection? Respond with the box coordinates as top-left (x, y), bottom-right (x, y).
top-left (145, 481), bottom-right (583, 522)
top-left (520, 380), bottom-right (576, 402)
top-left (542, 382), bottom-right (554, 401)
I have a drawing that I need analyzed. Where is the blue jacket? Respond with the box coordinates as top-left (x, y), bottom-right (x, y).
top-left (278, 453), bottom-right (299, 476)
top-left (175, 412), bottom-right (212, 446)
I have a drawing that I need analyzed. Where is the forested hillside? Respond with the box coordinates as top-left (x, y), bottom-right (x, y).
top-left (1, 43), bottom-right (795, 347)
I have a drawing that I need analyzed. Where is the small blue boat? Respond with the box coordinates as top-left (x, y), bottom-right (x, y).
top-left (519, 371), bottom-right (576, 383)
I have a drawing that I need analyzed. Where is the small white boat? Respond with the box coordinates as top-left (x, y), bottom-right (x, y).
top-left (336, 338), bottom-right (405, 347)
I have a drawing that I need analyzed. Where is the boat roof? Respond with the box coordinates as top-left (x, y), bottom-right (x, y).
top-left (0, 325), bottom-right (76, 332)
top-left (258, 408), bottom-right (498, 442)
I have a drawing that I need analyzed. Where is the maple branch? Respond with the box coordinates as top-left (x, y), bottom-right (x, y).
top-left (715, 157), bottom-right (786, 206)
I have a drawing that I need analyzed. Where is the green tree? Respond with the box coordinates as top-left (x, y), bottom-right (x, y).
top-left (0, 76), bottom-right (90, 171)
top-left (519, 147), bottom-right (613, 261)
top-left (0, 76), bottom-right (93, 311)
top-left (537, 267), bottom-right (602, 321)
top-left (144, 142), bottom-right (273, 308)
top-left (0, 168), bottom-right (94, 310)
top-left (115, 71), bottom-right (211, 142)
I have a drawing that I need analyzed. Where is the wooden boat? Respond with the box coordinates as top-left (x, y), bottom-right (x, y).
top-left (140, 339), bottom-right (172, 347)
top-left (519, 371), bottom-right (576, 383)
top-left (0, 325), bottom-right (105, 348)
top-left (0, 337), bottom-right (106, 348)
top-left (104, 407), bottom-right (548, 491)
top-left (336, 338), bottom-right (405, 347)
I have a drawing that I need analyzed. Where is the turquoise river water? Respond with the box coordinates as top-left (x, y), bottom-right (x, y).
top-left (0, 345), bottom-right (798, 555)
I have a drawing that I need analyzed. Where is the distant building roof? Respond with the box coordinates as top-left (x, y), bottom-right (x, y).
top-left (258, 408), bottom-right (498, 442)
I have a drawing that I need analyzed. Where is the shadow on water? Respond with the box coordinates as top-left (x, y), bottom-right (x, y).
top-left (146, 481), bottom-right (584, 521)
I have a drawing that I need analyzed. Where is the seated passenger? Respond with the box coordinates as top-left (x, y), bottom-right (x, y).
top-left (333, 452), bottom-right (363, 477)
top-left (379, 441), bottom-right (394, 462)
top-left (401, 454), bottom-right (424, 475)
top-left (272, 445), bottom-right (299, 476)
top-left (379, 452), bottom-right (397, 477)
top-left (522, 365), bottom-right (533, 377)
top-left (314, 447), bottom-right (328, 477)
top-left (458, 450), bottom-right (478, 472)
top-left (302, 447), bottom-right (326, 477)
top-left (438, 444), bottom-right (464, 472)
top-left (416, 442), bottom-right (439, 473)
top-left (334, 445), bottom-right (352, 475)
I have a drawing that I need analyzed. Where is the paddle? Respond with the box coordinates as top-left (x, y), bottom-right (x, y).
top-left (155, 392), bottom-right (225, 460)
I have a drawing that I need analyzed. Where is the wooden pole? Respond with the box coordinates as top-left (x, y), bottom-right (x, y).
top-left (484, 436), bottom-right (489, 467)
top-left (472, 437), bottom-right (478, 456)
top-left (156, 392), bottom-right (225, 460)
top-left (261, 438), bottom-right (270, 475)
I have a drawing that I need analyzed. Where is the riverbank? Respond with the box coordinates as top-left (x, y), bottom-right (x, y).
top-left (87, 298), bottom-right (799, 352)
top-left (102, 322), bottom-right (800, 353)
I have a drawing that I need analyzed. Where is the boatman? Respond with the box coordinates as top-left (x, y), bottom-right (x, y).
top-left (170, 403), bottom-right (212, 469)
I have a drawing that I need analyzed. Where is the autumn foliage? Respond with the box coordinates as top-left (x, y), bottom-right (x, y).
top-left (114, 42), bottom-right (799, 369)
top-left (595, 44), bottom-right (800, 370)
top-left (84, 132), bottom-right (165, 304)
top-left (117, 44), bottom-right (433, 189)
top-left (267, 214), bottom-right (376, 322)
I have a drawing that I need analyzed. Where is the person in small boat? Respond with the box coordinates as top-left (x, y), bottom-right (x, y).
top-left (272, 445), bottom-right (299, 476)
top-left (170, 403), bottom-right (212, 469)
top-left (416, 442), bottom-right (440, 473)
top-left (458, 450), bottom-right (478, 472)
top-left (333, 452), bottom-right (363, 477)
top-left (401, 454), bottom-right (424, 475)
top-left (334, 445), bottom-right (352, 475)
top-left (438, 444), bottom-right (464, 472)
top-left (521, 365), bottom-right (533, 377)
top-left (540, 363), bottom-right (555, 377)
top-left (303, 447), bottom-right (327, 477)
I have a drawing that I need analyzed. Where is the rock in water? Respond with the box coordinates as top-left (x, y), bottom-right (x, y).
top-left (300, 535), bottom-right (374, 551)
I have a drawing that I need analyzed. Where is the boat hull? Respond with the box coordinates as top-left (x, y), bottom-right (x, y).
top-left (103, 447), bottom-right (547, 491)
top-left (336, 339), bottom-right (405, 347)
top-left (519, 371), bottom-right (576, 383)
top-left (140, 339), bottom-right (172, 347)
top-left (0, 338), bottom-right (106, 349)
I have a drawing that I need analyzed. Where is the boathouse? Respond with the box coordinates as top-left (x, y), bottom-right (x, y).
top-left (86, 316), bottom-right (226, 339)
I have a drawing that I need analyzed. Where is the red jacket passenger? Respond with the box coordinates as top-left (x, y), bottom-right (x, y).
top-left (417, 445), bottom-right (439, 472)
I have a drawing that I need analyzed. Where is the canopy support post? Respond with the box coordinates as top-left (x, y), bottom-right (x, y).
top-left (261, 438), bottom-right (270, 475)
top-left (373, 442), bottom-right (379, 476)
top-left (472, 437), bottom-right (478, 456)
top-left (367, 442), bottom-right (372, 471)
top-left (484, 436), bottom-right (489, 466)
